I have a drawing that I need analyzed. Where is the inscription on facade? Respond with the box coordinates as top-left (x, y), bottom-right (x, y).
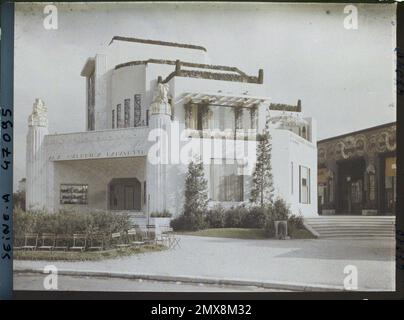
top-left (49, 149), bottom-right (146, 161)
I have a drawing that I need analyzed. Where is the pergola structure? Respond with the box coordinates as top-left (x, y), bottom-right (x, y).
top-left (180, 92), bottom-right (271, 109)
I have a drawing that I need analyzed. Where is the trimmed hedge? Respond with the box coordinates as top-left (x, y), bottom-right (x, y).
top-left (171, 198), bottom-right (305, 238)
top-left (13, 207), bottom-right (131, 239)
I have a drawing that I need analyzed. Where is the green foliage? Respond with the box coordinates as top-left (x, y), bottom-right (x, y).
top-left (224, 207), bottom-right (249, 228)
top-left (272, 198), bottom-right (290, 221)
top-left (205, 205), bottom-right (225, 228)
top-left (13, 208), bottom-right (131, 239)
top-left (172, 158), bottom-right (208, 231)
top-left (264, 198), bottom-right (291, 237)
top-left (150, 210), bottom-right (172, 218)
top-left (242, 206), bottom-right (268, 228)
top-left (13, 191), bottom-right (26, 211)
top-left (250, 117), bottom-right (274, 206)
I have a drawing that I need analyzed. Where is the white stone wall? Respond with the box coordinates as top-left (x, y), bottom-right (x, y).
top-left (53, 157), bottom-right (146, 212)
top-left (26, 125), bottom-right (48, 211)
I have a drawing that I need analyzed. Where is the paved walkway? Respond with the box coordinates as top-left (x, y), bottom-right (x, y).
top-left (14, 273), bottom-right (284, 292)
top-left (14, 236), bottom-right (395, 291)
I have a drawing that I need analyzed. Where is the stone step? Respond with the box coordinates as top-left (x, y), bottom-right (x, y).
top-left (304, 216), bottom-right (396, 239)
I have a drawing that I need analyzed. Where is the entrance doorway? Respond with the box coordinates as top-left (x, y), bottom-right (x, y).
top-left (337, 158), bottom-right (365, 215)
top-left (381, 154), bottom-right (396, 215)
top-left (108, 178), bottom-right (141, 211)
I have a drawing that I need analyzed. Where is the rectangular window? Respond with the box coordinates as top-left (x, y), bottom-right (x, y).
top-left (299, 165), bottom-right (310, 204)
top-left (143, 181), bottom-right (147, 205)
top-left (60, 184), bottom-right (88, 205)
top-left (87, 73), bottom-right (95, 131)
top-left (146, 110), bottom-right (149, 126)
top-left (134, 94), bottom-right (142, 127)
top-left (116, 104), bottom-right (122, 128)
top-left (112, 109), bottom-right (115, 129)
top-left (187, 104), bottom-right (198, 129)
top-left (207, 105), bottom-right (235, 131)
top-left (124, 99), bottom-right (130, 128)
top-left (250, 107), bottom-right (258, 129)
top-left (291, 162), bottom-right (293, 194)
top-left (210, 160), bottom-right (244, 202)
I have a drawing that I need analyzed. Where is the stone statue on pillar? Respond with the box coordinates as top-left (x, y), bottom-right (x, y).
top-left (147, 82), bottom-right (172, 215)
top-left (150, 83), bottom-right (171, 116)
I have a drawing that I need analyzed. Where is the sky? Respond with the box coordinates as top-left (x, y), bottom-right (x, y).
top-left (13, 2), bottom-right (396, 190)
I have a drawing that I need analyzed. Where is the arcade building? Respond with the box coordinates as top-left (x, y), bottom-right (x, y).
top-left (317, 122), bottom-right (396, 216)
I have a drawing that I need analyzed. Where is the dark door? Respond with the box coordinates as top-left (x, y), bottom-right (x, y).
top-left (337, 158), bottom-right (365, 215)
top-left (109, 178), bottom-right (141, 211)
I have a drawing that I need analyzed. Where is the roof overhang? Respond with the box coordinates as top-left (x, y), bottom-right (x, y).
top-left (181, 92), bottom-right (270, 108)
top-left (80, 58), bottom-right (95, 77)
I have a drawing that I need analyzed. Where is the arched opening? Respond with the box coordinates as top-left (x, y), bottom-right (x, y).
top-left (108, 178), bottom-right (141, 211)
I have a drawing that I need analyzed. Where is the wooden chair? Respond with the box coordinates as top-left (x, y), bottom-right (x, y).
top-left (21, 233), bottom-right (38, 250)
top-left (111, 232), bottom-right (129, 249)
top-left (127, 228), bottom-right (145, 248)
top-left (88, 233), bottom-right (105, 251)
top-left (155, 227), bottom-right (172, 246)
top-left (54, 235), bottom-right (70, 251)
top-left (167, 233), bottom-right (181, 250)
top-left (38, 233), bottom-right (56, 251)
top-left (70, 233), bottom-right (87, 251)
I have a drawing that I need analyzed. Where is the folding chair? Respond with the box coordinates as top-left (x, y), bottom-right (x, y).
top-left (21, 233), bottom-right (38, 250)
top-left (54, 234), bottom-right (70, 251)
top-left (38, 233), bottom-right (56, 251)
top-left (88, 233), bottom-right (105, 251)
top-left (111, 232), bottom-right (129, 249)
top-left (144, 225), bottom-right (156, 245)
top-left (127, 228), bottom-right (145, 248)
top-left (70, 233), bottom-right (87, 251)
top-left (168, 234), bottom-right (181, 250)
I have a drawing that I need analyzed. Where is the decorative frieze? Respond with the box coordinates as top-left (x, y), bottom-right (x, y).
top-left (318, 124), bottom-right (396, 163)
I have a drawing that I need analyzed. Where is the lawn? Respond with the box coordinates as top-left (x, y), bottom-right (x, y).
top-left (177, 227), bottom-right (316, 240)
top-left (13, 244), bottom-right (166, 261)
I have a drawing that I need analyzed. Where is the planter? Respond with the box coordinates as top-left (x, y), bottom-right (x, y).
top-left (274, 220), bottom-right (289, 240)
top-left (149, 217), bottom-right (172, 235)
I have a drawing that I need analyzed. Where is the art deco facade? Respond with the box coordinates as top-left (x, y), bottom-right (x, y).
top-left (26, 37), bottom-right (318, 222)
top-left (318, 122), bottom-right (396, 215)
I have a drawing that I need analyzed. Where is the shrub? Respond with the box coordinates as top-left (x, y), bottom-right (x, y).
top-left (224, 206), bottom-right (248, 228)
top-left (264, 199), bottom-right (291, 237)
top-left (13, 191), bottom-right (26, 211)
top-left (13, 209), bottom-right (131, 240)
top-left (205, 205), bottom-right (225, 228)
top-left (288, 213), bottom-right (304, 229)
top-left (242, 206), bottom-right (268, 228)
top-left (272, 198), bottom-right (290, 221)
top-left (170, 213), bottom-right (206, 231)
top-left (182, 159), bottom-right (208, 230)
top-left (150, 210), bottom-right (172, 218)
top-left (13, 206), bottom-right (36, 239)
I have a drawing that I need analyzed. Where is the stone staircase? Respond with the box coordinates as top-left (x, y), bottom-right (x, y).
top-left (304, 216), bottom-right (396, 239)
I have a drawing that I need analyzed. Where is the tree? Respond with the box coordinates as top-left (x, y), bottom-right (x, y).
top-left (182, 158), bottom-right (208, 230)
top-left (250, 115), bottom-right (274, 207)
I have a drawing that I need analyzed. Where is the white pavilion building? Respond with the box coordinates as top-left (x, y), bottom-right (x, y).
top-left (26, 36), bottom-right (318, 222)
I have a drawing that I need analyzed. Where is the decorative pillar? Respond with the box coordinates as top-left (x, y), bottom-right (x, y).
top-left (26, 99), bottom-right (49, 211)
top-left (362, 154), bottom-right (378, 215)
top-left (146, 83), bottom-right (172, 214)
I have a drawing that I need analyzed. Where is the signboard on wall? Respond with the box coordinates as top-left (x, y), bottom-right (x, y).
top-left (60, 184), bottom-right (88, 205)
